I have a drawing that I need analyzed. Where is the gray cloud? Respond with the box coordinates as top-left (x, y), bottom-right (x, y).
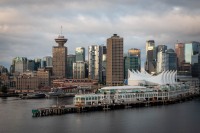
top-left (0, 0), bottom-right (200, 69)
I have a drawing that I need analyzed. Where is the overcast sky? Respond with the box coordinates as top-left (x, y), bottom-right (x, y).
top-left (0, 0), bottom-right (200, 69)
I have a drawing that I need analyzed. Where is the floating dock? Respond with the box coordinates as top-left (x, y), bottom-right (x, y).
top-left (32, 94), bottom-right (199, 117)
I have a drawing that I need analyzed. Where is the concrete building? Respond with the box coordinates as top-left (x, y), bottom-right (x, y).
top-left (52, 35), bottom-right (68, 78)
top-left (145, 40), bottom-right (156, 74)
top-left (73, 61), bottom-right (86, 79)
top-left (67, 55), bottom-right (76, 79)
top-left (106, 34), bottom-right (124, 86)
top-left (16, 72), bottom-right (38, 91)
top-left (175, 43), bottom-right (185, 71)
top-left (75, 47), bottom-right (85, 62)
top-left (88, 45), bottom-right (103, 82)
top-left (37, 68), bottom-right (50, 87)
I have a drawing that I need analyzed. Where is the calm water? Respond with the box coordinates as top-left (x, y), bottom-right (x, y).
top-left (0, 97), bottom-right (200, 133)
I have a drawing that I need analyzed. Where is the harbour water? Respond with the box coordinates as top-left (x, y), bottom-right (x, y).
top-left (0, 97), bottom-right (200, 133)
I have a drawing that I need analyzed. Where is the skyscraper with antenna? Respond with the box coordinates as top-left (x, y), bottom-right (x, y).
top-left (52, 26), bottom-right (68, 78)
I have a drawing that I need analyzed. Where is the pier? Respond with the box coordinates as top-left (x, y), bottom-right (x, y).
top-left (32, 94), bottom-right (199, 117)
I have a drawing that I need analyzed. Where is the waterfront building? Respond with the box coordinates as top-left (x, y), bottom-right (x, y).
top-left (175, 43), bottom-right (185, 71)
top-left (73, 61), bottom-right (86, 79)
top-left (37, 68), bottom-right (50, 87)
top-left (52, 79), bottom-right (98, 92)
top-left (106, 34), bottom-right (124, 86)
top-left (162, 49), bottom-right (177, 71)
top-left (67, 55), bottom-right (76, 79)
top-left (52, 34), bottom-right (68, 78)
top-left (14, 57), bottom-right (28, 73)
top-left (16, 71), bottom-right (38, 91)
top-left (124, 48), bottom-right (141, 79)
top-left (75, 47), bottom-right (85, 62)
top-left (73, 70), bottom-right (197, 106)
top-left (88, 45), bottom-right (103, 82)
top-left (145, 40), bottom-right (156, 74)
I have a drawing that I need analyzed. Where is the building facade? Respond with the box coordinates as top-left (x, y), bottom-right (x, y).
top-left (75, 47), bottom-right (85, 62)
top-left (124, 48), bottom-right (141, 79)
top-left (156, 45), bottom-right (167, 74)
top-left (185, 41), bottom-right (200, 64)
top-left (73, 61), bottom-right (86, 79)
top-left (37, 68), bottom-right (50, 87)
top-left (175, 43), bottom-right (185, 71)
top-left (88, 45), bottom-right (103, 82)
top-left (102, 46), bottom-right (107, 84)
top-left (162, 49), bottom-right (177, 71)
top-left (67, 55), bottom-right (76, 79)
top-left (145, 40), bottom-right (156, 74)
top-left (14, 57), bottom-right (28, 73)
top-left (106, 34), bottom-right (124, 86)
top-left (52, 35), bottom-right (68, 78)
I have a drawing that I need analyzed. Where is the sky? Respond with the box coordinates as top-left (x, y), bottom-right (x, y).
top-left (0, 0), bottom-right (200, 69)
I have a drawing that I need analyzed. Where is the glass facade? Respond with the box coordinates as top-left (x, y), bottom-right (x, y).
top-left (67, 55), bottom-right (76, 79)
top-left (75, 47), bottom-right (85, 62)
top-left (185, 42), bottom-right (200, 64)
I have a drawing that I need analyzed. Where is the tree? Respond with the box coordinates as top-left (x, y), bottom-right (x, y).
top-left (0, 85), bottom-right (8, 93)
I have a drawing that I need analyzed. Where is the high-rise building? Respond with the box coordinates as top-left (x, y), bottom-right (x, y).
top-left (52, 35), bottom-right (68, 78)
top-left (162, 49), bottom-right (177, 71)
top-left (128, 48), bottom-right (141, 70)
top-left (145, 40), bottom-right (156, 74)
top-left (102, 46), bottom-right (107, 83)
top-left (73, 61), bottom-right (86, 79)
top-left (156, 45), bottom-right (167, 74)
top-left (88, 45), bottom-right (103, 82)
top-left (13, 57), bottom-right (28, 73)
top-left (34, 58), bottom-right (41, 71)
top-left (185, 41), bottom-right (200, 64)
top-left (175, 43), bottom-right (184, 70)
top-left (124, 48), bottom-right (141, 79)
top-left (106, 34), bottom-right (124, 86)
top-left (27, 60), bottom-right (35, 71)
top-left (75, 47), bottom-right (85, 62)
top-left (67, 54), bottom-right (76, 79)
top-left (41, 56), bottom-right (53, 68)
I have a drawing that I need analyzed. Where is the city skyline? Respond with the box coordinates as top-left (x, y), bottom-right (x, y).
top-left (1, 0), bottom-right (200, 68)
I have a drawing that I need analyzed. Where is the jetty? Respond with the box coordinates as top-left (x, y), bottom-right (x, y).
top-left (32, 94), bottom-right (199, 117)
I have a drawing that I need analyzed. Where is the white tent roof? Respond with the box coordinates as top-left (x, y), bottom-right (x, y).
top-left (128, 70), bottom-right (177, 85)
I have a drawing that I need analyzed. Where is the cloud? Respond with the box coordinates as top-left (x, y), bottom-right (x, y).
top-left (0, 0), bottom-right (200, 69)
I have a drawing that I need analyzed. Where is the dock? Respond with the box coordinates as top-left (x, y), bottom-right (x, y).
top-left (32, 94), bottom-right (200, 117)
